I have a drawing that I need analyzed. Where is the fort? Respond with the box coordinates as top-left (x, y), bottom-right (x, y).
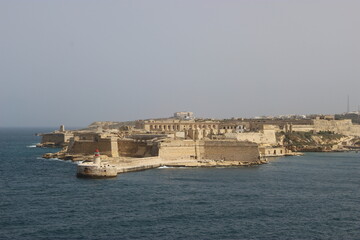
top-left (40, 112), bottom-right (360, 177)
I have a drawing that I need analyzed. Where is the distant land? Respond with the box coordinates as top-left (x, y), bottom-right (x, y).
top-left (37, 111), bottom-right (360, 178)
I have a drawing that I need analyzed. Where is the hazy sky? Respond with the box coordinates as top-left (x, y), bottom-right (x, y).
top-left (1, 0), bottom-right (359, 127)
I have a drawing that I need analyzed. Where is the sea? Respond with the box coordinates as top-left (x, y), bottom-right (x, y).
top-left (0, 128), bottom-right (359, 240)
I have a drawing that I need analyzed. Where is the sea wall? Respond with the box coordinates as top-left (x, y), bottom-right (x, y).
top-left (158, 140), bottom-right (260, 163)
top-left (118, 139), bottom-right (157, 157)
top-left (41, 132), bottom-right (73, 146)
top-left (67, 137), bottom-right (119, 157)
top-left (158, 140), bottom-right (197, 160)
top-left (203, 140), bottom-right (260, 162)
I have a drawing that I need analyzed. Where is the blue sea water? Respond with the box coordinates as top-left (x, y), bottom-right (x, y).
top-left (0, 128), bottom-right (360, 240)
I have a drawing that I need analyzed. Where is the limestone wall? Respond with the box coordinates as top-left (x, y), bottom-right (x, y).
top-left (291, 125), bottom-right (315, 132)
top-left (158, 140), bottom-right (260, 163)
top-left (203, 141), bottom-right (260, 162)
top-left (68, 138), bottom-right (117, 157)
top-left (41, 133), bottom-right (73, 145)
top-left (248, 119), bottom-right (313, 131)
top-left (224, 130), bottom-right (276, 145)
top-left (118, 140), bottom-right (141, 156)
top-left (68, 139), bottom-right (114, 157)
top-left (42, 133), bottom-right (65, 144)
top-left (352, 125), bottom-right (360, 136)
top-left (312, 119), bottom-right (360, 136)
top-left (118, 140), bottom-right (157, 157)
top-left (158, 140), bottom-right (197, 160)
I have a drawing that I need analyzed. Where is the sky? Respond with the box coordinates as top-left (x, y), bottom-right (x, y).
top-left (1, 0), bottom-right (359, 127)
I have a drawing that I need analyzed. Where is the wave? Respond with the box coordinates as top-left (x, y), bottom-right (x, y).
top-left (158, 166), bottom-right (189, 169)
top-left (36, 157), bottom-right (60, 161)
top-left (158, 166), bottom-right (174, 169)
top-left (36, 157), bottom-right (76, 164)
top-left (27, 144), bottom-right (38, 148)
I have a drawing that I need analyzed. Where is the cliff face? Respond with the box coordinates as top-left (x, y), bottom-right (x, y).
top-left (277, 131), bottom-right (360, 152)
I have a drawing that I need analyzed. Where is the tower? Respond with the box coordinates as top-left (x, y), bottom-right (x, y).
top-left (93, 149), bottom-right (101, 165)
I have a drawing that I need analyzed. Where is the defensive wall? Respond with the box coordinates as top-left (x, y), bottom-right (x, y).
top-left (224, 126), bottom-right (277, 145)
top-left (312, 119), bottom-right (360, 136)
top-left (158, 140), bottom-right (197, 160)
top-left (50, 115), bottom-right (360, 162)
top-left (67, 136), bottom-right (119, 157)
top-left (158, 140), bottom-right (260, 163)
top-left (202, 140), bottom-right (260, 162)
top-left (277, 118), bottom-right (360, 136)
top-left (41, 132), bottom-right (73, 146)
top-left (67, 135), bottom-right (261, 163)
top-left (246, 119), bottom-right (313, 132)
top-left (289, 125), bottom-right (315, 132)
top-left (118, 139), bottom-right (158, 158)
top-left (67, 136), bottom-right (160, 158)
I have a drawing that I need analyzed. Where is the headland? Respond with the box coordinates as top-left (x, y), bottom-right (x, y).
top-left (38, 112), bottom-right (360, 177)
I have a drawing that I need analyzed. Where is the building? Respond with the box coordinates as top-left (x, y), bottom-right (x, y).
top-left (173, 112), bottom-right (194, 120)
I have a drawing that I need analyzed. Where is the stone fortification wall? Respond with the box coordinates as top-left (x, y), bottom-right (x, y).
top-left (68, 137), bottom-right (118, 157)
top-left (224, 130), bottom-right (276, 145)
top-left (203, 141), bottom-right (260, 163)
top-left (352, 125), bottom-right (360, 136)
top-left (41, 133), bottom-right (73, 145)
top-left (313, 119), bottom-right (360, 136)
top-left (291, 125), bottom-right (315, 132)
top-left (158, 140), bottom-right (260, 163)
top-left (158, 140), bottom-right (197, 160)
top-left (42, 133), bottom-right (65, 144)
top-left (248, 119), bottom-right (313, 131)
top-left (118, 139), bottom-right (157, 157)
top-left (118, 140), bottom-right (139, 156)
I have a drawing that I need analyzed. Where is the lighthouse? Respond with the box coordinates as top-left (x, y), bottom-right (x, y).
top-left (77, 148), bottom-right (117, 178)
top-left (93, 149), bottom-right (101, 165)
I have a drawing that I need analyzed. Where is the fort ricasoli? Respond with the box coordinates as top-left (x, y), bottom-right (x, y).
top-left (38, 112), bottom-right (360, 178)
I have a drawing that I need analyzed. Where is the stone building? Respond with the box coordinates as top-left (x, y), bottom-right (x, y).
top-left (39, 125), bottom-right (74, 147)
top-left (173, 111), bottom-right (194, 120)
top-left (67, 132), bottom-right (119, 157)
top-left (136, 119), bottom-right (220, 133)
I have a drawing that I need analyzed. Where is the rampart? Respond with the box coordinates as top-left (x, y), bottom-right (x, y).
top-left (158, 140), bottom-right (197, 160)
top-left (157, 140), bottom-right (260, 163)
top-left (203, 140), bottom-right (260, 162)
top-left (313, 119), bottom-right (360, 136)
top-left (41, 132), bottom-right (73, 146)
top-left (67, 136), bottom-right (119, 157)
top-left (290, 125), bottom-right (315, 132)
top-left (118, 139), bottom-right (158, 157)
top-left (224, 129), bottom-right (276, 145)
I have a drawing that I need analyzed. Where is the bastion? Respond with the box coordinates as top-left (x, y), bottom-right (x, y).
top-left (39, 112), bottom-right (360, 177)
